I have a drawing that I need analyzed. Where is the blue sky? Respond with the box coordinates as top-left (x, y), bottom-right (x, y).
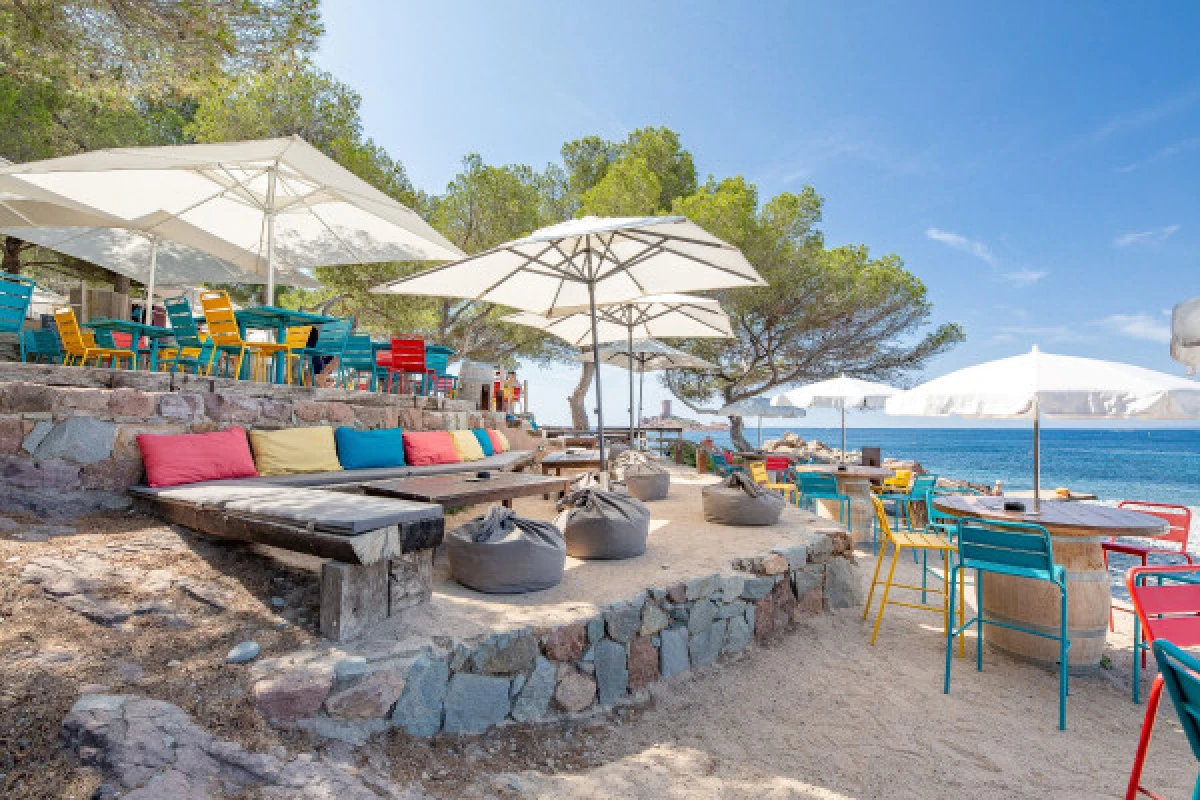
top-left (317, 1), bottom-right (1199, 427)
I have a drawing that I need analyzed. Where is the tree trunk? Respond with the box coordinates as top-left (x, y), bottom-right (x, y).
top-left (112, 274), bottom-right (131, 294)
top-left (729, 415), bottom-right (751, 452)
top-left (568, 361), bottom-right (594, 430)
top-left (3, 237), bottom-right (22, 274)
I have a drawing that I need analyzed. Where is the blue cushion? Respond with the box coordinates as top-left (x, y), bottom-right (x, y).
top-left (471, 428), bottom-right (495, 457)
top-left (335, 427), bottom-right (406, 470)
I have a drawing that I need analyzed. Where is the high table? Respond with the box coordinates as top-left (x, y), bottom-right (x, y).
top-left (793, 464), bottom-right (895, 542)
top-left (931, 495), bottom-right (1168, 669)
top-left (234, 306), bottom-right (336, 383)
top-left (83, 318), bottom-right (176, 371)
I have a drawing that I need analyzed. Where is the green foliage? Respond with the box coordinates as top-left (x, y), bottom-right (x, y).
top-left (579, 156), bottom-right (661, 216)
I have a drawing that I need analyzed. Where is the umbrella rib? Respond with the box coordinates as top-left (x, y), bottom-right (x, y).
top-left (276, 170), bottom-right (371, 265)
top-left (596, 231), bottom-right (650, 295)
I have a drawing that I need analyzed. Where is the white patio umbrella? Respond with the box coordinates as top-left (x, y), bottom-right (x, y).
top-left (772, 375), bottom-right (899, 463)
top-left (885, 346), bottom-right (1200, 507)
top-left (0, 136), bottom-right (462, 306)
top-left (375, 216), bottom-right (764, 470)
top-left (1172, 296), bottom-right (1200, 375)
top-left (715, 396), bottom-right (807, 449)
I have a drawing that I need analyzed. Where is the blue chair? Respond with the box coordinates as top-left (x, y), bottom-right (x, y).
top-left (339, 333), bottom-right (378, 390)
top-left (1, 273), bottom-right (36, 363)
top-left (893, 473), bottom-right (939, 531)
top-left (292, 319), bottom-right (353, 386)
top-left (945, 517), bottom-right (1070, 730)
top-left (22, 328), bottom-right (63, 364)
top-left (709, 452), bottom-right (738, 477)
top-left (163, 296), bottom-right (216, 374)
top-left (919, 486), bottom-right (980, 604)
top-left (425, 344), bottom-right (459, 396)
top-left (1126, 640), bottom-right (1200, 800)
top-left (794, 472), bottom-right (852, 533)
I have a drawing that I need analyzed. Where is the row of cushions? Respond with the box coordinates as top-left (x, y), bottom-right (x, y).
top-left (138, 424), bottom-right (514, 488)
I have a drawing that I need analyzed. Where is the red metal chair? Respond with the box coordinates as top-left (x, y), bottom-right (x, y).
top-left (764, 455), bottom-right (791, 480)
top-left (1106, 503), bottom-right (1194, 632)
top-left (1124, 564), bottom-right (1200, 798)
top-left (387, 337), bottom-right (428, 394)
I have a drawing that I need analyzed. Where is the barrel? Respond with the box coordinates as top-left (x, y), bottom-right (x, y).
top-left (979, 533), bottom-right (1109, 669)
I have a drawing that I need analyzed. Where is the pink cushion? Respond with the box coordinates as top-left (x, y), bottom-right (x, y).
top-left (137, 426), bottom-right (259, 488)
top-left (486, 429), bottom-right (507, 453)
top-left (402, 431), bottom-right (462, 467)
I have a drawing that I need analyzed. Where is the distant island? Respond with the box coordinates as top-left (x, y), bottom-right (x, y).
top-left (640, 414), bottom-right (729, 432)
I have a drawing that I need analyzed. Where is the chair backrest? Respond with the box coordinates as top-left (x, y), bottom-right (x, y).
top-left (710, 453), bottom-right (729, 472)
top-left (390, 337), bottom-right (426, 372)
top-left (198, 291), bottom-right (244, 347)
top-left (1152, 640), bottom-right (1200, 764)
top-left (284, 325), bottom-right (313, 350)
top-left (886, 468), bottom-right (913, 487)
top-left (1118, 501), bottom-right (1192, 553)
top-left (0, 273), bottom-right (35, 335)
top-left (926, 487), bottom-right (979, 533)
top-left (748, 461), bottom-right (769, 484)
top-left (164, 296), bottom-right (204, 348)
top-left (1126, 565), bottom-right (1200, 647)
top-left (340, 333), bottom-right (375, 371)
top-left (424, 344), bottom-right (456, 376)
top-left (910, 474), bottom-right (939, 495)
top-left (796, 471), bottom-right (840, 495)
top-left (23, 328), bottom-right (62, 358)
top-left (764, 455), bottom-right (791, 472)
top-left (311, 319), bottom-right (352, 353)
top-left (956, 517), bottom-right (1056, 578)
top-left (870, 495), bottom-right (896, 544)
top-left (53, 306), bottom-right (89, 354)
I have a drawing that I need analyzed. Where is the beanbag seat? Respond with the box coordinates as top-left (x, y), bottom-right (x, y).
top-left (449, 429), bottom-right (486, 462)
top-left (556, 479), bottom-right (650, 560)
top-left (334, 426), bottom-right (405, 469)
top-left (447, 507), bottom-right (566, 593)
top-left (402, 431), bottom-right (461, 466)
top-left (248, 426), bottom-right (342, 476)
top-left (702, 471), bottom-right (786, 526)
top-left (137, 426), bottom-right (259, 488)
top-left (609, 450), bottom-right (670, 501)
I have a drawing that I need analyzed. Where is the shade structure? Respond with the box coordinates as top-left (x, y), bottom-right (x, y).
top-left (885, 346), bottom-right (1200, 504)
top-left (378, 216), bottom-right (764, 471)
top-left (773, 375), bottom-right (899, 463)
top-left (715, 396), bottom-right (807, 448)
top-left (0, 136), bottom-right (463, 302)
top-left (1172, 296), bottom-right (1200, 375)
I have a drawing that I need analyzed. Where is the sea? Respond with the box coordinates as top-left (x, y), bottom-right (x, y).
top-left (682, 427), bottom-right (1200, 507)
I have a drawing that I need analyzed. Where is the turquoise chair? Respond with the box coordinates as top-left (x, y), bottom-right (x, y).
top-left (1, 273), bottom-right (36, 363)
top-left (945, 517), bottom-right (1070, 730)
top-left (163, 296), bottom-right (215, 374)
top-left (1126, 640), bottom-right (1200, 799)
top-left (293, 319), bottom-right (353, 385)
top-left (338, 333), bottom-right (378, 390)
top-left (794, 472), bottom-right (852, 533)
top-left (22, 328), bottom-right (63, 363)
top-left (893, 473), bottom-right (939, 530)
top-left (709, 452), bottom-right (738, 477)
top-left (918, 486), bottom-right (980, 600)
top-left (424, 344), bottom-right (458, 396)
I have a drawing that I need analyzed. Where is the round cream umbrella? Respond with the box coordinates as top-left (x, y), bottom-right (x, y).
top-left (772, 375), bottom-right (899, 463)
top-left (377, 217), bottom-right (764, 470)
top-left (885, 346), bottom-right (1200, 507)
top-left (715, 396), bottom-right (807, 449)
top-left (1172, 296), bottom-right (1200, 375)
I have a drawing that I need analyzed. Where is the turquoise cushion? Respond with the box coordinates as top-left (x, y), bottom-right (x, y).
top-left (335, 427), bottom-right (406, 470)
top-left (471, 428), bottom-right (495, 456)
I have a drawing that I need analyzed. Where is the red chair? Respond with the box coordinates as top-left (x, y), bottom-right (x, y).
top-left (1106, 503), bottom-right (1194, 632)
top-left (1123, 564), bottom-right (1200, 798)
top-left (388, 337), bottom-right (428, 394)
top-left (764, 455), bottom-right (791, 480)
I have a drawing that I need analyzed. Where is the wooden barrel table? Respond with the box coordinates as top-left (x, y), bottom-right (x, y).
top-left (794, 465), bottom-right (895, 544)
top-left (932, 496), bottom-right (1168, 669)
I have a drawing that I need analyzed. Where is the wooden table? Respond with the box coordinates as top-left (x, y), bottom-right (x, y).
top-left (794, 464), bottom-right (895, 541)
top-left (540, 450), bottom-right (604, 475)
top-left (362, 472), bottom-right (571, 509)
top-left (932, 495), bottom-right (1168, 668)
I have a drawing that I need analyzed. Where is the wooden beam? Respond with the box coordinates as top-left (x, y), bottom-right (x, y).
top-left (320, 560), bottom-right (389, 642)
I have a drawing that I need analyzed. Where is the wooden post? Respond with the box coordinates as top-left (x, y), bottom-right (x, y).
top-left (320, 560), bottom-right (389, 642)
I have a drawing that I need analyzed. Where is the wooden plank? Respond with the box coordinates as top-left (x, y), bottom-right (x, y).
top-left (389, 550), bottom-right (434, 614)
top-left (362, 473), bottom-right (571, 506)
top-left (320, 560), bottom-right (389, 642)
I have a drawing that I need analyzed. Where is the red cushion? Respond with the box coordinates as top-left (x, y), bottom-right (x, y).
top-left (486, 429), bottom-right (507, 453)
top-left (402, 431), bottom-right (462, 466)
top-left (137, 426), bottom-right (259, 488)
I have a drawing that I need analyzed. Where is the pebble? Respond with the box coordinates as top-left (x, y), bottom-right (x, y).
top-left (271, 597), bottom-right (286, 608)
top-left (167, 660), bottom-right (181, 668)
top-left (226, 641), bottom-right (260, 664)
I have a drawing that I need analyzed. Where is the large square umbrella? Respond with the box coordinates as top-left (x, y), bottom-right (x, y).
top-left (374, 216), bottom-right (765, 470)
top-left (772, 375), bottom-right (899, 463)
top-left (715, 396), bottom-right (807, 449)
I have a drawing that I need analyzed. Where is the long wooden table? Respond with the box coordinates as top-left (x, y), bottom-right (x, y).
top-left (540, 450), bottom-right (604, 475)
top-left (932, 495), bottom-right (1168, 668)
top-left (794, 464), bottom-right (895, 541)
top-left (362, 472), bottom-right (571, 509)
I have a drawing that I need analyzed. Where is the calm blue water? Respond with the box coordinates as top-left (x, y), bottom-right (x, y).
top-left (683, 427), bottom-right (1200, 506)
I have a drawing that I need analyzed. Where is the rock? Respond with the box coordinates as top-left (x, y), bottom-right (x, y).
top-left (793, 564), bottom-right (826, 614)
top-left (226, 641), bottom-right (260, 664)
top-left (271, 597), bottom-right (286, 608)
top-left (325, 670), bottom-right (406, 720)
top-left (593, 639), bottom-right (628, 706)
top-left (179, 579), bottom-right (235, 611)
top-left (511, 657), bottom-right (556, 723)
top-left (689, 618), bottom-right (728, 668)
top-left (541, 623), bottom-right (587, 662)
top-left (639, 602), bottom-right (670, 637)
top-left (604, 601), bottom-right (642, 644)
top-left (333, 657), bottom-right (369, 683)
top-left (472, 630), bottom-right (538, 675)
top-left (771, 545), bottom-right (808, 569)
top-left (59, 594), bottom-right (147, 627)
top-left (554, 666), bottom-right (596, 713)
top-left (253, 666), bottom-right (334, 724)
top-left (687, 599), bottom-right (718, 634)
top-left (442, 673), bottom-right (512, 734)
top-left (759, 553), bottom-right (790, 576)
top-left (740, 576), bottom-right (777, 601)
top-left (666, 583), bottom-right (687, 604)
top-left (685, 574), bottom-right (718, 601)
top-left (585, 616), bottom-right (606, 645)
top-left (627, 636), bottom-right (660, 691)
top-left (754, 580), bottom-right (797, 640)
top-left (724, 615), bottom-right (753, 654)
top-left (32, 417), bottom-right (117, 465)
top-left (20, 420), bottom-right (52, 454)
top-left (0, 517), bottom-right (18, 532)
top-left (391, 654), bottom-right (450, 737)
top-left (826, 559), bottom-right (864, 609)
top-left (116, 662), bottom-right (145, 682)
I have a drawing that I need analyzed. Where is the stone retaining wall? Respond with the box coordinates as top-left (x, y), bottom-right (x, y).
top-left (250, 527), bottom-right (860, 740)
top-left (0, 362), bottom-right (506, 516)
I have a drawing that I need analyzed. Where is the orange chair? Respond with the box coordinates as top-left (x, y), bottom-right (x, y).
top-left (54, 307), bottom-right (135, 368)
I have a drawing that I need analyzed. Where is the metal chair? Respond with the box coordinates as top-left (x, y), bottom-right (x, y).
top-left (893, 473), bottom-right (939, 531)
top-left (748, 460), bottom-right (798, 503)
top-left (198, 290), bottom-right (269, 379)
top-left (1126, 564), bottom-right (1200, 704)
top-left (22, 328), bottom-right (63, 364)
top-left (292, 319), bottom-right (353, 386)
top-left (0, 273), bottom-right (35, 363)
top-left (387, 336), bottom-right (429, 394)
top-left (338, 333), bottom-right (378, 390)
top-left (945, 516), bottom-right (1070, 730)
top-left (794, 472), bottom-right (851, 532)
top-left (1106, 502), bottom-right (1194, 633)
top-left (425, 344), bottom-right (458, 397)
top-left (162, 296), bottom-right (215, 374)
top-left (53, 306), bottom-right (135, 368)
top-left (1126, 639), bottom-right (1200, 800)
top-left (709, 452), bottom-right (740, 477)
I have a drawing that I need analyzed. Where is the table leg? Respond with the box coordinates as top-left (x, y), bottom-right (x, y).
top-left (149, 338), bottom-right (160, 372)
top-left (502, 499), bottom-right (513, 509)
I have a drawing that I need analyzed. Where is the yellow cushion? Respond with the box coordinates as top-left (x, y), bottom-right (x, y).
top-left (492, 429), bottom-right (510, 452)
top-left (248, 426), bottom-right (343, 476)
top-left (449, 429), bottom-right (486, 462)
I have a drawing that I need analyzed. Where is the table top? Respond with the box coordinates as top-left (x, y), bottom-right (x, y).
top-left (235, 306), bottom-right (337, 329)
top-left (542, 450), bottom-right (604, 464)
top-left (794, 464), bottom-right (895, 480)
top-left (931, 495), bottom-right (1170, 538)
top-left (362, 471), bottom-right (570, 505)
top-left (83, 318), bottom-right (176, 338)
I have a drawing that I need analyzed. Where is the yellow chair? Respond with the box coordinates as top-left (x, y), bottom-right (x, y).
top-left (877, 468), bottom-right (913, 494)
top-left (748, 460), bottom-right (798, 504)
top-left (273, 325), bottom-right (314, 385)
top-left (863, 495), bottom-right (962, 648)
top-left (54, 307), bottom-right (135, 368)
top-left (198, 290), bottom-right (268, 379)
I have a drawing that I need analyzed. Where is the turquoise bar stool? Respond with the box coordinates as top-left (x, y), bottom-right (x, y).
top-left (794, 472), bottom-right (852, 533)
top-left (945, 517), bottom-right (1070, 730)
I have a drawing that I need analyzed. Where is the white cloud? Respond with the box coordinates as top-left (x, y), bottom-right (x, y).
top-left (999, 269), bottom-right (1048, 287)
top-left (1113, 224), bottom-right (1181, 247)
top-left (1083, 88), bottom-right (1200, 144)
top-left (1114, 136), bottom-right (1200, 173)
top-left (1098, 313), bottom-right (1172, 344)
top-left (925, 227), bottom-right (996, 266)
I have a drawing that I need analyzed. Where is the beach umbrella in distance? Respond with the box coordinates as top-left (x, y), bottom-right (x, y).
top-left (576, 339), bottom-right (717, 442)
top-left (715, 396), bottom-right (807, 449)
top-left (376, 216), bottom-right (764, 471)
top-left (0, 136), bottom-right (463, 309)
top-left (885, 346), bottom-right (1200, 507)
top-left (772, 375), bottom-right (899, 464)
top-left (1172, 296), bottom-right (1200, 375)
top-left (506, 292), bottom-right (733, 444)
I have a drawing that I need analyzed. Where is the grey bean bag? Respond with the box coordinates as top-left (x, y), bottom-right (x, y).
top-left (447, 507), bottom-right (566, 593)
top-left (555, 479), bottom-right (650, 560)
top-left (702, 471), bottom-right (786, 526)
top-left (609, 451), bottom-right (670, 501)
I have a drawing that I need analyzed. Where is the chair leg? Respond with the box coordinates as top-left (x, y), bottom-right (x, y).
top-left (1126, 675), bottom-right (1164, 799)
top-left (863, 540), bottom-right (890, 621)
top-left (869, 546), bottom-right (903, 645)
top-left (976, 568), bottom-right (985, 672)
top-left (1134, 613), bottom-right (1142, 704)
top-left (945, 564), bottom-right (959, 694)
top-left (1059, 583), bottom-right (1069, 730)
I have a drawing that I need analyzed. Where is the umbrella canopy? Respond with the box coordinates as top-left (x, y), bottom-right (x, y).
top-left (1172, 296), bottom-right (1200, 375)
top-left (885, 346), bottom-right (1200, 504)
top-left (378, 216), bottom-right (764, 470)
top-left (715, 396), bottom-right (807, 448)
top-left (773, 375), bottom-right (899, 463)
top-left (0, 136), bottom-right (462, 301)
